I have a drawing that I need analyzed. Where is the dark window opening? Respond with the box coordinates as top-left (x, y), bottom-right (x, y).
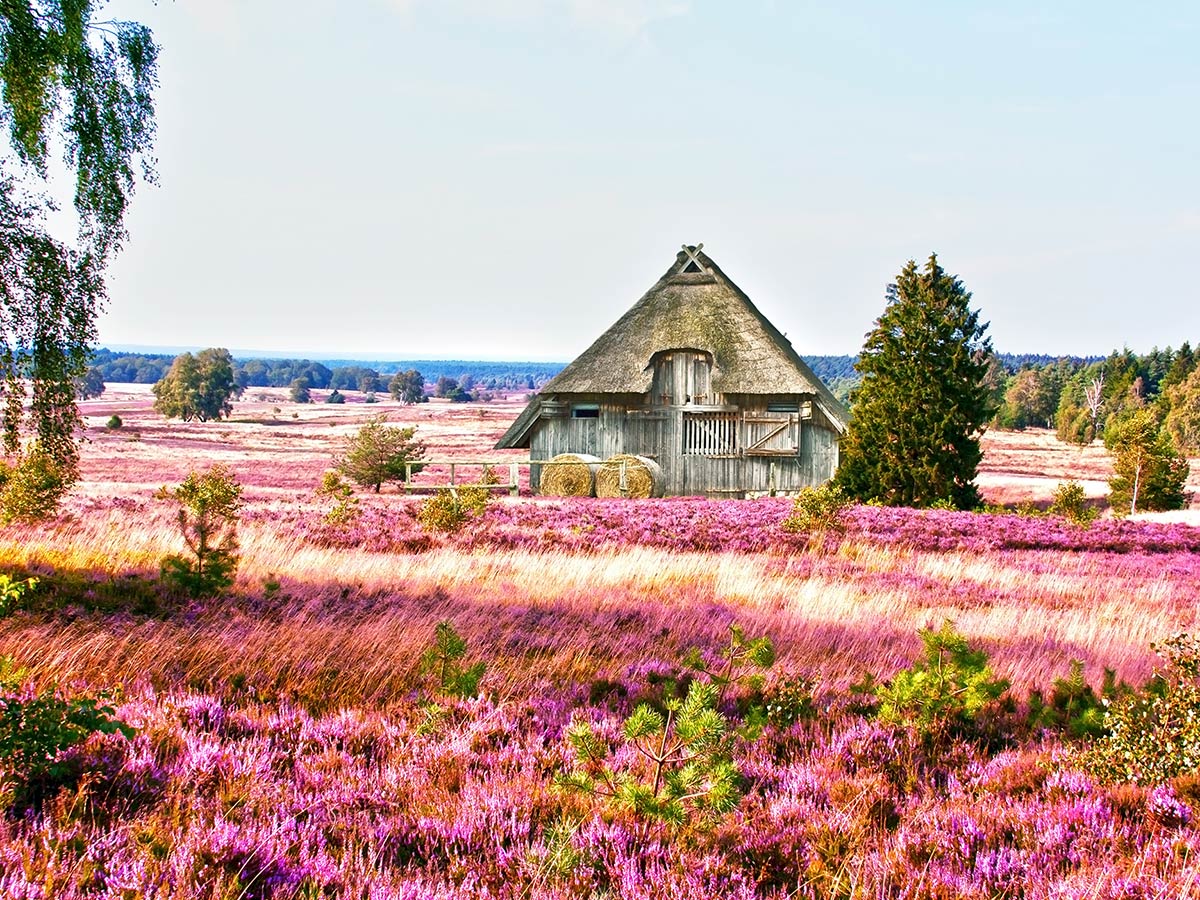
top-left (767, 402), bottom-right (798, 413)
top-left (571, 405), bottom-right (600, 419)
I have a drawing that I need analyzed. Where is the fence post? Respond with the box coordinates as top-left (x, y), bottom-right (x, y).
top-left (449, 463), bottom-right (456, 486)
top-left (509, 463), bottom-right (519, 497)
top-left (619, 459), bottom-right (628, 497)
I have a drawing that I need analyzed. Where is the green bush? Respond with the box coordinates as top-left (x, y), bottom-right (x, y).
top-left (1027, 659), bottom-right (1108, 739)
top-left (0, 656), bottom-right (134, 811)
top-left (420, 621), bottom-right (486, 698)
top-left (781, 482), bottom-right (851, 553)
top-left (559, 680), bottom-right (740, 833)
top-left (106, 415), bottom-right (123, 430)
top-left (1081, 634), bottom-right (1200, 785)
top-left (160, 465), bottom-right (243, 597)
top-left (315, 471), bottom-right (359, 525)
top-left (417, 484), bottom-right (491, 533)
top-left (0, 575), bottom-right (37, 618)
top-left (875, 622), bottom-right (1010, 744)
top-left (1048, 481), bottom-right (1097, 527)
top-left (0, 448), bottom-right (69, 525)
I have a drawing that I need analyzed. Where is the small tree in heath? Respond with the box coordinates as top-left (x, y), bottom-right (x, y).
top-left (160, 465), bottom-right (243, 596)
top-left (336, 415), bottom-right (425, 493)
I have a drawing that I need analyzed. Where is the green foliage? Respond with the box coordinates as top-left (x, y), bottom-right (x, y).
top-left (0, 574), bottom-right (36, 617)
top-left (1105, 408), bottom-right (1189, 514)
top-left (389, 369), bottom-right (426, 404)
top-left (152, 349), bottom-right (242, 422)
top-left (0, 656), bottom-right (134, 811)
top-left (325, 389), bottom-right (345, 404)
top-left (1027, 660), bottom-right (1107, 739)
top-left (1164, 366), bottom-right (1200, 454)
top-left (780, 482), bottom-right (850, 553)
top-left (417, 484), bottom-right (490, 532)
top-left (160, 465), bottom-right (242, 597)
top-left (682, 623), bottom-right (775, 707)
top-left (1082, 634), bottom-right (1200, 785)
top-left (0, 446), bottom-right (68, 524)
top-left (875, 622), bottom-right (1010, 743)
top-left (0, 2), bottom-right (157, 496)
top-left (336, 415), bottom-right (425, 493)
top-left (289, 378), bottom-right (311, 403)
top-left (76, 367), bottom-right (105, 400)
top-left (315, 470), bottom-right (359, 525)
top-left (1048, 481), bottom-right (1097, 527)
top-left (420, 621), bottom-right (486, 698)
top-left (559, 680), bottom-right (740, 833)
top-left (761, 674), bottom-right (818, 729)
top-left (105, 414), bottom-right (123, 430)
top-left (834, 255), bottom-right (995, 509)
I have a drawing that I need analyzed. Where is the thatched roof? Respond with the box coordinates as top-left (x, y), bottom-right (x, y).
top-left (497, 246), bottom-right (849, 448)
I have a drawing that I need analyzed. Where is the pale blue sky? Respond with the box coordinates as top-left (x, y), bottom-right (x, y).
top-left (91, 0), bottom-right (1197, 359)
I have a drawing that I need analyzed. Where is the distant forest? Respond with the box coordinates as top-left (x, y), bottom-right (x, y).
top-left (89, 349), bottom-right (565, 393)
top-left (88, 349), bottom-right (1104, 398)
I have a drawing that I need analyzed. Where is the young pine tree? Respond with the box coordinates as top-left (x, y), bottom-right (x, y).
top-left (835, 254), bottom-right (995, 509)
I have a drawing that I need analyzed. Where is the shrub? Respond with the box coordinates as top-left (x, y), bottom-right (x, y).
top-left (780, 482), bottom-right (850, 553)
top-left (1082, 634), bottom-right (1200, 785)
top-left (0, 656), bottom-right (134, 812)
top-left (0, 448), bottom-right (69, 524)
top-left (875, 621), bottom-right (1010, 744)
top-left (325, 389), bottom-right (345, 404)
top-left (417, 484), bottom-right (490, 533)
top-left (1027, 659), bottom-right (1107, 739)
top-left (160, 465), bottom-right (243, 597)
top-left (106, 414), bottom-right (123, 430)
top-left (559, 680), bottom-right (740, 834)
top-left (1048, 481), bottom-right (1097, 527)
top-left (315, 471), bottom-right (359, 525)
top-left (0, 575), bottom-right (37, 617)
top-left (420, 621), bottom-right (486, 698)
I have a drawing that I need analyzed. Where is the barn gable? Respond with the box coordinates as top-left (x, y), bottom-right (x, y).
top-left (497, 245), bottom-right (848, 451)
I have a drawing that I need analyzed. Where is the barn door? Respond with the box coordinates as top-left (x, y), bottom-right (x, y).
top-left (743, 413), bottom-right (799, 456)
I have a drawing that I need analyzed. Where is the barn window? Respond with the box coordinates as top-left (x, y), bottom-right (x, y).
top-left (571, 404), bottom-right (600, 419)
top-left (683, 412), bottom-right (739, 456)
top-left (767, 401), bottom-right (797, 413)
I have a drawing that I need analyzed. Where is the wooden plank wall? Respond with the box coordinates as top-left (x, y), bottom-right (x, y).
top-left (530, 392), bottom-right (840, 496)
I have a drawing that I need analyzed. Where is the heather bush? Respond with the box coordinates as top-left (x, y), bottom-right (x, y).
top-left (559, 679), bottom-right (740, 833)
top-left (0, 448), bottom-right (69, 524)
top-left (1048, 480), bottom-right (1097, 527)
top-left (875, 621), bottom-right (1010, 744)
top-left (420, 621), bottom-right (486, 699)
top-left (160, 465), bottom-right (243, 597)
top-left (1082, 633), bottom-right (1200, 785)
top-left (0, 657), bottom-right (133, 812)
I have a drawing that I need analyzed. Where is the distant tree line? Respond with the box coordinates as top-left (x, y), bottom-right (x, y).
top-left (87, 349), bottom-right (563, 394)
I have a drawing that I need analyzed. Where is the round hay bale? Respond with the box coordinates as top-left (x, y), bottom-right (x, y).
top-left (595, 454), bottom-right (664, 499)
top-left (539, 453), bottom-right (600, 497)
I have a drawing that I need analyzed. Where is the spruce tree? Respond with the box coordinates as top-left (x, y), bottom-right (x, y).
top-left (835, 254), bottom-right (995, 509)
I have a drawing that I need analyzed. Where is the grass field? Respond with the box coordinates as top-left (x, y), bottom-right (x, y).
top-left (0, 387), bottom-right (1198, 898)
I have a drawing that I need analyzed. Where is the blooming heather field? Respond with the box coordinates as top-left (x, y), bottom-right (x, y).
top-left (0, 387), bottom-right (1199, 898)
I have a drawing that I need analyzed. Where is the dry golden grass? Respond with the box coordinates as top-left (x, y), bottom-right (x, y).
top-left (0, 388), bottom-right (1195, 705)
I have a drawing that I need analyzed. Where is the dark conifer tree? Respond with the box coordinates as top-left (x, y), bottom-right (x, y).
top-left (835, 254), bottom-right (995, 509)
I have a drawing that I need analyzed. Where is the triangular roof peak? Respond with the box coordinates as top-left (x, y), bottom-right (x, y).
top-left (497, 245), bottom-right (848, 447)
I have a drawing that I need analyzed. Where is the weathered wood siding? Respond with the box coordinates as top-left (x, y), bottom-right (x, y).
top-left (530, 390), bottom-right (840, 496)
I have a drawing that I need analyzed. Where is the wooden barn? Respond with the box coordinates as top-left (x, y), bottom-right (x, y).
top-left (496, 245), bottom-right (850, 498)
